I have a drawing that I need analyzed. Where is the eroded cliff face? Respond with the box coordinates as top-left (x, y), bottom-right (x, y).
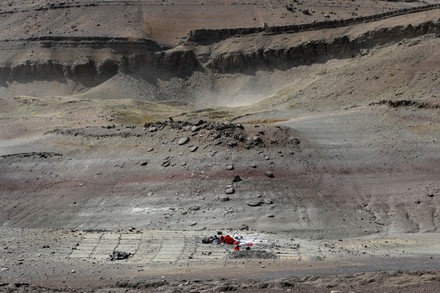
top-left (186, 3), bottom-right (440, 45)
top-left (0, 12), bottom-right (439, 92)
top-left (0, 39), bottom-right (200, 88)
top-left (205, 20), bottom-right (440, 73)
top-left (0, 59), bottom-right (116, 87)
top-left (119, 49), bottom-right (200, 79)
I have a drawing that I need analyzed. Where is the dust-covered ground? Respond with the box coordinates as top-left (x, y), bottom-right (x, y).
top-left (1, 0), bottom-right (440, 292)
top-left (1, 101), bottom-right (440, 291)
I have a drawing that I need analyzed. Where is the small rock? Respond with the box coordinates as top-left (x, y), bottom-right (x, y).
top-left (70, 270), bottom-right (76, 273)
top-left (140, 161), bottom-right (148, 166)
top-left (220, 196), bottom-right (230, 202)
top-left (190, 222), bottom-right (197, 226)
top-left (232, 175), bottom-right (242, 182)
top-left (251, 163), bottom-right (257, 168)
top-left (227, 141), bottom-right (238, 148)
top-left (263, 198), bottom-right (273, 204)
top-left (195, 120), bottom-right (205, 126)
top-left (246, 200), bottom-right (263, 207)
top-left (302, 9), bottom-right (311, 15)
top-left (225, 187), bottom-right (235, 194)
top-left (191, 126), bottom-right (201, 132)
top-left (265, 171), bottom-right (274, 178)
top-left (190, 146), bottom-right (198, 152)
top-left (226, 165), bottom-right (234, 170)
top-left (162, 161), bottom-right (170, 167)
top-left (260, 265), bottom-right (265, 268)
top-left (178, 137), bottom-right (190, 145)
top-left (267, 214), bottom-right (275, 218)
top-left (149, 127), bottom-right (157, 132)
top-left (290, 137), bottom-right (301, 145)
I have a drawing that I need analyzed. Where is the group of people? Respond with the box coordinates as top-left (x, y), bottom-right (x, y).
top-left (202, 232), bottom-right (253, 251)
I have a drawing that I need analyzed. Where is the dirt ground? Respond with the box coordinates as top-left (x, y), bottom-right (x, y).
top-left (1, 0), bottom-right (440, 292)
top-left (0, 0), bottom-right (435, 45)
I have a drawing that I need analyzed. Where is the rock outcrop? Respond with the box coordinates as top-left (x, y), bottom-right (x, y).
top-left (206, 20), bottom-right (440, 73)
top-left (0, 37), bottom-right (200, 86)
top-left (0, 9), bottom-right (439, 87)
top-left (186, 3), bottom-right (440, 45)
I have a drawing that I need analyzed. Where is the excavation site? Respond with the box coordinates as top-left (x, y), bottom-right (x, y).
top-left (1, 0), bottom-right (440, 292)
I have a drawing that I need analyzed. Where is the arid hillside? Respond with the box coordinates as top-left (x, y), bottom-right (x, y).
top-left (1, 1), bottom-right (440, 292)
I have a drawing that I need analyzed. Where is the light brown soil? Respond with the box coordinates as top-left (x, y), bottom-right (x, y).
top-left (0, 0), bottom-right (434, 45)
top-left (1, 1), bottom-right (440, 292)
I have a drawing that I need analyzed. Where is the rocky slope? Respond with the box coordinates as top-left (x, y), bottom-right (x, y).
top-left (1, 1), bottom-right (440, 292)
top-left (0, 6), bottom-right (439, 104)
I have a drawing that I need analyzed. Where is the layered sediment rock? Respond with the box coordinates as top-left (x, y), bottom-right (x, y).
top-left (186, 3), bottom-right (440, 45)
top-left (206, 20), bottom-right (440, 73)
top-left (0, 12), bottom-right (439, 86)
top-left (0, 38), bottom-right (199, 86)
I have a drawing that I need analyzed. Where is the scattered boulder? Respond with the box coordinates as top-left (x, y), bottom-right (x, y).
top-left (220, 196), bottom-right (230, 202)
top-left (246, 200), bottom-right (263, 207)
top-left (190, 146), bottom-right (198, 152)
top-left (232, 175), bottom-right (242, 182)
top-left (140, 161), bottom-right (148, 166)
top-left (194, 120), bottom-right (205, 126)
top-left (149, 127), bottom-right (157, 132)
top-left (290, 137), bottom-right (301, 145)
top-left (225, 187), bottom-right (235, 194)
top-left (191, 125), bottom-right (201, 132)
top-left (226, 165), bottom-right (234, 170)
top-left (109, 251), bottom-right (131, 261)
top-left (178, 137), bottom-right (190, 145)
top-left (162, 160), bottom-right (170, 167)
top-left (265, 171), bottom-right (274, 178)
top-left (302, 9), bottom-right (312, 15)
top-left (227, 141), bottom-right (238, 148)
top-left (263, 198), bottom-right (273, 205)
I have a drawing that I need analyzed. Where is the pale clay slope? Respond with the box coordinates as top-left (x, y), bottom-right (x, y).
top-left (1, 2), bottom-right (440, 292)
